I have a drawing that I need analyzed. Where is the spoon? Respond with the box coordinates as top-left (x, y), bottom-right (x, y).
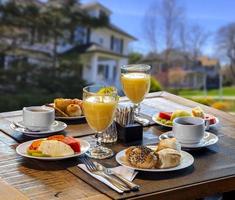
top-left (12, 122), bottom-right (41, 132)
top-left (135, 116), bottom-right (150, 126)
top-left (160, 134), bottom-right (175, 140)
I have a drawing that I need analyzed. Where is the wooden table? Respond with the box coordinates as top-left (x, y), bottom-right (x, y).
top-left (0, 92), bottom-right (235, 200)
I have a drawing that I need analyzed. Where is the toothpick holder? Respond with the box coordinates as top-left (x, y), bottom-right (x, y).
top-left (115, 122), bottom-right (143, 143)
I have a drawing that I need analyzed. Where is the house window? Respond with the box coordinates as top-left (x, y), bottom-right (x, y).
top-left (110, 35), bottom-right (123, 54)
top-left (98, 64), bottom-right (109, 80)
top-left (74, 27), bottom-right (86, 44)
top-left (99, 38), bottom-right (103, 45)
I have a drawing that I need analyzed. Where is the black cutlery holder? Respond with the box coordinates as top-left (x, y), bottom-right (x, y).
top-left (115, 122), bottom-right (143, 143)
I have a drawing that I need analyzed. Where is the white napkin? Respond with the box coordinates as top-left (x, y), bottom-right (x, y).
top-left (78, 164), bottom-right (138, 193)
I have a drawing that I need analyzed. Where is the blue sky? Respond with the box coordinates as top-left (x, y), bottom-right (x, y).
top-left (81, 0), bottom-right (235, 56)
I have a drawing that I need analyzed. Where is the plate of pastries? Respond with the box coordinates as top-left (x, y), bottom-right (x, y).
top-left (116, 138), bottom-right (194, 172)
top-left (47, 98), bottom-right (84, 120)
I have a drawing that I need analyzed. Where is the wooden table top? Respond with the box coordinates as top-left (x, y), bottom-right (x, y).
top-left (0, 91), bottom-right (235, 200)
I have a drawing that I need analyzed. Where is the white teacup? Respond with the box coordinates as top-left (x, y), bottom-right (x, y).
top-left (23, 106), bottom-right (55, 131)
top-left (173, 117), bottom-right (205, 144)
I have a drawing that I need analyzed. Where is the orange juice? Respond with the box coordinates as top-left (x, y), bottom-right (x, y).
top-left (83, 96), bottom-right (117, 132)
top-left (121, 73), bottom-right (150, 104)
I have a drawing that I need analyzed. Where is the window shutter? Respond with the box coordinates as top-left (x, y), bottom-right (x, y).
top-left (86, 28), bottom-right (91, 43)
top-left (120, 39), bottom-right (124, 54)
top-left (110, 35), bottom-right (114, 50)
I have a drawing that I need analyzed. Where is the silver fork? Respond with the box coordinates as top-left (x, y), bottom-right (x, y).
top-left (79, 157), bottom-right (130, 192)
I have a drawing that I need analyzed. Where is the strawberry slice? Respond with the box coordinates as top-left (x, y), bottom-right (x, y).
top-left (204, 114), bottom-right (216, 125)
top-left (159, 112), bottom-right (173, 120)
top-left (62, 136), bottom-right (81, 153)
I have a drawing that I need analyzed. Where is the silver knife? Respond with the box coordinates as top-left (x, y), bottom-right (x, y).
top-left (94, 162), bottom-right (140, 191)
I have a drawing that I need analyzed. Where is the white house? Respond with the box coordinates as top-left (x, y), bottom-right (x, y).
top-left (62, 1), bottom-right (136, 88)
top-left (2, 1), bottom-right (136, 89)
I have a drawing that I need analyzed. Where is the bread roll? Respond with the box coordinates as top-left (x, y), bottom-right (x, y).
top-left (155, 148), bottom-right (181, 169)
top-left (66, 104), bottom-right (82, 117)
top-left (54, 98), bottom-right (73, 112)
top-left (125, 146), bottom-right (158, 169)
top-left (157, 138), bottom-right (181, 152)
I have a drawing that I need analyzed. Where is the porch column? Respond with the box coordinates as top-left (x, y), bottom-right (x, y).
top-left (108, 64), bottom-right (114, 81)
top-left (115, 59), bottom-right (127, 88)
top-left (90, 54), bottom-right (98, 83)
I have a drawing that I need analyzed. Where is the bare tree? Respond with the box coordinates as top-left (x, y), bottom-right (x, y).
top-left (217, 23), bottom-right (235, 77)
top-left (143, 4), bottom-right (158, 53)
top-left (160, 0), bottom-right (184, 51)
top-left (143, 0), bottom-right (184, 63)
top-left (178, 22), bottom-right (210, 61)
top-left (188, 24), bottom-right (210, 60)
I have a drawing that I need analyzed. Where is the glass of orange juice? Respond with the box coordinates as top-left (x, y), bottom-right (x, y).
top-left (121, 64), bottom-right (151, 116)
top-left (83, 85), bottom-right (118, 159)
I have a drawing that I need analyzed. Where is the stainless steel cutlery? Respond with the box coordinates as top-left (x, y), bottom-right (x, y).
top-left (79, 156), bottom-right (139, 192)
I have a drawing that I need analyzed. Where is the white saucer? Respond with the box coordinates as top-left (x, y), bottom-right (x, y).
top-left (10, 121), bottom-right (67, 137)
top-left (159, 131), bottom-right (219, 149)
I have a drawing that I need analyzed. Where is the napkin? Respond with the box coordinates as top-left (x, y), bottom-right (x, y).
top-left (78, 164), bottom-right (138, 193)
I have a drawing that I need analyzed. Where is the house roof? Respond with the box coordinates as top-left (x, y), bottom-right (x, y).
top-left (81, 1), bottom-right (137, 40)
top-left (80, 1), bottom-right (112, 15)
top-left (108, 23), bottom-right (137, 40)
top-left (197, 56), bottom-right (219, 67)
top-left (61, 42), bottom-right (128, 58)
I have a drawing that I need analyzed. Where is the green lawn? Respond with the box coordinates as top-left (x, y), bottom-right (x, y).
top-left (178, 86), bottom-right (235, 97)
top-left (174, 86), bottom-right (235, 113)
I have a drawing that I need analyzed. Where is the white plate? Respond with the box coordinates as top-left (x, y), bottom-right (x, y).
top-left (115, 146), bottom-right (194, 172)
top-left (152, 114), bottom-right (173, 128)
top-left (16, 138), bottom-right (90, 160)
top-left (159, 131), bottom-right (219, 149)
top-left (152, 113), bottom-right (219, 129)
top-left (10, 121), bottom-right (67, 136)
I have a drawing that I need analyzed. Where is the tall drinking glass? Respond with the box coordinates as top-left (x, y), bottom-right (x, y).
top-left (83, 85), bottom-right (118, 159)
top-left (121, 64), bottom-right (151, 116)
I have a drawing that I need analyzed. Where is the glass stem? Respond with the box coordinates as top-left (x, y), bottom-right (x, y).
top-left (96, 132), bottom-right (102, 146)
top-left (133, 103), bottom-right (140, 116)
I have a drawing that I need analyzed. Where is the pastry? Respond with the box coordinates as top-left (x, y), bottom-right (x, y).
top-left (66, 104), bottom-right (82, 117)
top-left (192, 106), bottom-right (205, 118)
top-left (125, 146), bottom-right (158, 169)
top-left (155, 148), bottom-right (181, 168)
top-left (54, 98), bottom-right (73, 112)
top-left (72, 98), bottom-right (83, 107)
top-left (157, 138), bottom-right (181, 152)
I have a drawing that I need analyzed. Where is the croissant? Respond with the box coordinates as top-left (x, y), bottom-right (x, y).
top-left (54, 98), bottom-right (73, 112)
top-left (125, 146), bottom-right (158, 169)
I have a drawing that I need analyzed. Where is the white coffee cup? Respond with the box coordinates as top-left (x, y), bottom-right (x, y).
top-left (23, 106), bottom-right (55, 131)
top-left (173, 117), bottom-right (205, 144)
